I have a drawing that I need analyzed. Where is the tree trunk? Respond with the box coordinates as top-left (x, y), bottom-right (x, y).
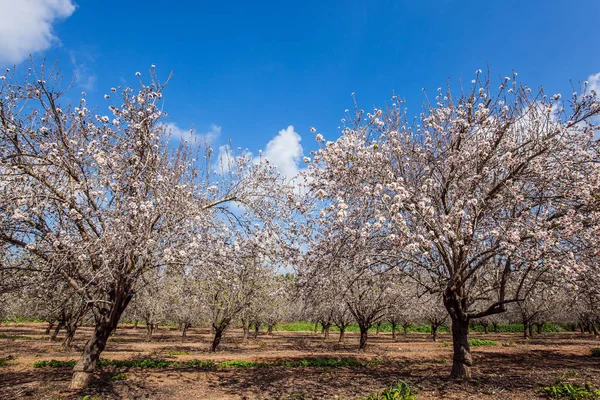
top-left (391, 323), bottom-right (397, 340)
top-left (267, 324), bottom-right (274, 335)
top-left (50, 321), bottom-right (64, 341)
top-left (62, 320), bottom-right (79, 350)
top-left (242, 320), bottom-right (249, 341)
top-left (536, 323), bottom-right (544, 335)
top-left (338, 327), bottom-right (345, 343)
top-left (528, 323), bottom-right (534, 338)
top-left (181, 322), bottom-right (189, 338)
top-left (402, 324), bottom-right (409, 335)
top-left (211, 324), bottom-right (226, 352)
top-left (313, 321), bottom-right (318, 334)
top-left (376, 321), bottom-right (381, 335)
top-left (253, 322), bottom-right (260, 338)
top-left (431, 324), bottom-right (438, 341)
top-left (70, 322), bottom-right (113, 389)
top-left (578, 322), bottom-right (585, 334)
top-left (62, 326), bottom-right (76, 350)
top-left (492, 323), bottom-right (499, 333)
top-left (359, 325), bottom-right (369, 350)
top-left (450, 317), bottom-right (472, 379)
top-left (522, 318), bottom-right (530, 339)
top-left (146, 323), bottom-right (153, 341)
top-left (132, 320), bottom-right (138, 330)
top-left (323, 324), bottom-right (330, 340)
top-left (70, 288), bottom-right (132, 390)
top-left (45, 321), bottom-right (55, 335)
top-left (483, 324), bottom-right (489, 334)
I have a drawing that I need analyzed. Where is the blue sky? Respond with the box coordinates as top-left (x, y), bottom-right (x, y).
top-left (1, 0), bottom-right (599, 177)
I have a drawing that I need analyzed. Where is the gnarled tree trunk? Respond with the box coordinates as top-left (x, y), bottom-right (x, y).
top-left (181, 322), bottom-right (190, 338)
top-left (70, 288), bottom-right (132, 390)
top-left (431, 324), bottom-right (438, 341)
top-left (338, 327), bottom-right (345, 342)
top-left (450, 317), bottom-right (472, 379)
top-left (358, 324), bottom-right (369, 350)
top-left (50, 321), bottom-right (64, 341)
top-left (45, 321), bottom-right (55, 335)
top-left (71, 322), bottom-right (113, 389)
top-left (211, 321), bottom-right (229, 352)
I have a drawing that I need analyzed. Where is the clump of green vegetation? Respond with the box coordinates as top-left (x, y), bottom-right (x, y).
top-left (219, 360), bottom-right (267, 368)
top-left (33, 356), bottom-right (376, 370)
top-left (1, 317), bottom-right (44, 323)
top-left (470, 323), bottom-right (561, 333)
top-left (33, 359), bottom-right (77, 368)
top-left (0, 355), bottom-right (15, 367)
top-left (591, 348), bottom-right (600, 357)
top-left (541, 382), bottom-right (600, 399)
top-left (34, 358), bottom-right (216, 369)
top-left (429, 358), bottom-right (448, 364)
top-left (0, 334), bottom-right (36, 340)
top-left (468, 339), bottom-right (498, 347)
top-left (111, 372), bottom-right (128, 381)
top-left (166, 349), bottom-right (191, 356)
top-left (359, 380), bottom-right (416, 400)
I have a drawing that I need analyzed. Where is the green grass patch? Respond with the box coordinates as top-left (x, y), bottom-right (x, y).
top-left (358, 380), bottom-right (416, 400)
top-left (541, 382), bottom-right (600, 399)
top-left (166, 350), bottom-right (191, 356)
top-left (0, 334), bottom-right (37, 340)
top-left (428, 358), bottom-right (448, 364)
top-left (219, 360), bottom-right (267, 368)
top-left (0, 355), bottom-right (15, 367)
top-left (33, 357), bottom-right (378, 370)
top-left (274, 321), bottom-right (448, 334)
top-left (469, 339), bottom-right (498, 347)
top-left (34, 359), bottom-right (77, 368)
top-left (471, 323), bottom-right (562, 333)
top-left (1, 317), bottom-right (45, 323)
top-left (111, 372), bottom-right (128, 381)
top-left (591, 349), bottom-right (600, 357)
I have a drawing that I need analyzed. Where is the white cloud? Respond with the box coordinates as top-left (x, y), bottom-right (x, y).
top-left (258, 125), bottom-right (305, 180)
top-left (586, 72), bottom-right (600, 95)
top-left (0, 0), bottom-right (76, 66)
top-left (163, 122), bottom-right (222, 144)
top-left (70, 51), bottom-right (96, 91)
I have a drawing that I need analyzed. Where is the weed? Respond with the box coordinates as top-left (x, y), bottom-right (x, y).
top-left (429, 358), bottom-right (448, 364)
top-left (468, 339), bottom-right (498, 347)
top-left (0, 334), bottom-right (35, 340)
top-left (111, 372), bottom-right (128, 381)
top-left (359, 380), bottom-right (416, 400)
top-left (32, 357), bottom-right (376, 370)
top-left (219, 360), bottom-right (266, 368)
top-left (166, 350), bottom-right (191, 356)
top-left (541, 382), bottom-right (600, 399)
top-left (0, 355), bottom-right (15, 366)
top-left (33, 359), bottom-right (77, 368)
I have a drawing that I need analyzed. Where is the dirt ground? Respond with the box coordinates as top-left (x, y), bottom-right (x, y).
top-left (0, 323), bottom-right (599, 399)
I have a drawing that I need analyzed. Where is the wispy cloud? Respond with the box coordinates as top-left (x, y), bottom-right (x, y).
top-left (586, 72), bottom-right (600, 95)
top-left (0, 0), bottom-right (76, 66)
top-left (70, 50), bottom-right (97, 91)
top-left (162, 122), bottom-right (222, 144)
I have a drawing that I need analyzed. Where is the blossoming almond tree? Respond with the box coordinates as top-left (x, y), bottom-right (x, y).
top-left (0, 63), bottom-right (294, 388)
top-left (306, 73), bottom-right (600, 378)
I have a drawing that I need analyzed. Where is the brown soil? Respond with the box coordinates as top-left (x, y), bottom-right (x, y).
top-left (0, 323), bottom-right (599, 399)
